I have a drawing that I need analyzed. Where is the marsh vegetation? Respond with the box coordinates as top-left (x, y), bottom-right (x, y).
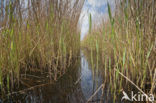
top-left (82, 0), bottom-right (156, 102)
top-left (0, 0), bottom-right (155, 103)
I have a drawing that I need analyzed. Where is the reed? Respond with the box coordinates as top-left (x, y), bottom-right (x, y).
top-left (82, 0), bottom-right (156, 97)
top-left (0, 0), bottom-right (84, 93)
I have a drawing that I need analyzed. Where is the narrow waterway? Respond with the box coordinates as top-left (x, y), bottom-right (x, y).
top-left (1, 50), bottom-right (122, 103)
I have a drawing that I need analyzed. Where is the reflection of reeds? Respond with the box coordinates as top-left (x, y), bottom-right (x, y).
top-left (0, 0), bottom-right (84, 94)
top-left (82, 0), bottom-right (156, 101)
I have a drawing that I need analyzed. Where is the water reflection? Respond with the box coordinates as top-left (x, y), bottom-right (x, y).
top-left (80, 51), bottom-right (103, 100)
top-left (1, 50), bottom-right (115, 103)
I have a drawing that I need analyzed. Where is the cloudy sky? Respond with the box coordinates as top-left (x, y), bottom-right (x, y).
top-left (80, 0), bottom-right (115, 40)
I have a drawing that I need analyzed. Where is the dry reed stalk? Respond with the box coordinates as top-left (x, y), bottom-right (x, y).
top-left (114, 68), bottom-right (154, 102)
top-left (86, 84), bottom-right (104, 103)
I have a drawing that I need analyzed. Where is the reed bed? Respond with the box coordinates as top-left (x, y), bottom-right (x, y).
top-left (82, 0), bottom-right (156, 98)
top-left (0, 0), bottom-right (84, 94)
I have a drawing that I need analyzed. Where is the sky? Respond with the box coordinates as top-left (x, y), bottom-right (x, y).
top-left (80, 0), bottom-right (115, 40)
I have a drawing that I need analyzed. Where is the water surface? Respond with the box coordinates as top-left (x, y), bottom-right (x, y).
top-left (1, 50), bottom-right (121, 103)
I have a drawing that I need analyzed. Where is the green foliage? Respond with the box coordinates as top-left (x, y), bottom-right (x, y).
top-left (107, 3), bottom-right (115, 41)
top-left (89, 13), bottom-right (92, 33)
top-left (107, 3), bottom-right (114, 27)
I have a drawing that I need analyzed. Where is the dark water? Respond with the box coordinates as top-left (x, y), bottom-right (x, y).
top-left (0, 51), bottom-right (122, 103)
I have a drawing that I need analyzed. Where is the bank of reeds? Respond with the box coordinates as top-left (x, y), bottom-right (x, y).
top-left (0, 0), bottom-right (84, 93)
top-left (82, 0), bottom-right (156, 96)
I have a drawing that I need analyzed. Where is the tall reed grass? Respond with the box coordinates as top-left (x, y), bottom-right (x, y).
top-left (82, 0), bottom-right (156, 97)
top-left (0, 0), bottom-right (84, 94)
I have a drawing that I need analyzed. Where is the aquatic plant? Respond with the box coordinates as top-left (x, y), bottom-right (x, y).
top-left (0, 0), bottom-right (84, 94)
top-left (82, 0), bottom-right (156, 101)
